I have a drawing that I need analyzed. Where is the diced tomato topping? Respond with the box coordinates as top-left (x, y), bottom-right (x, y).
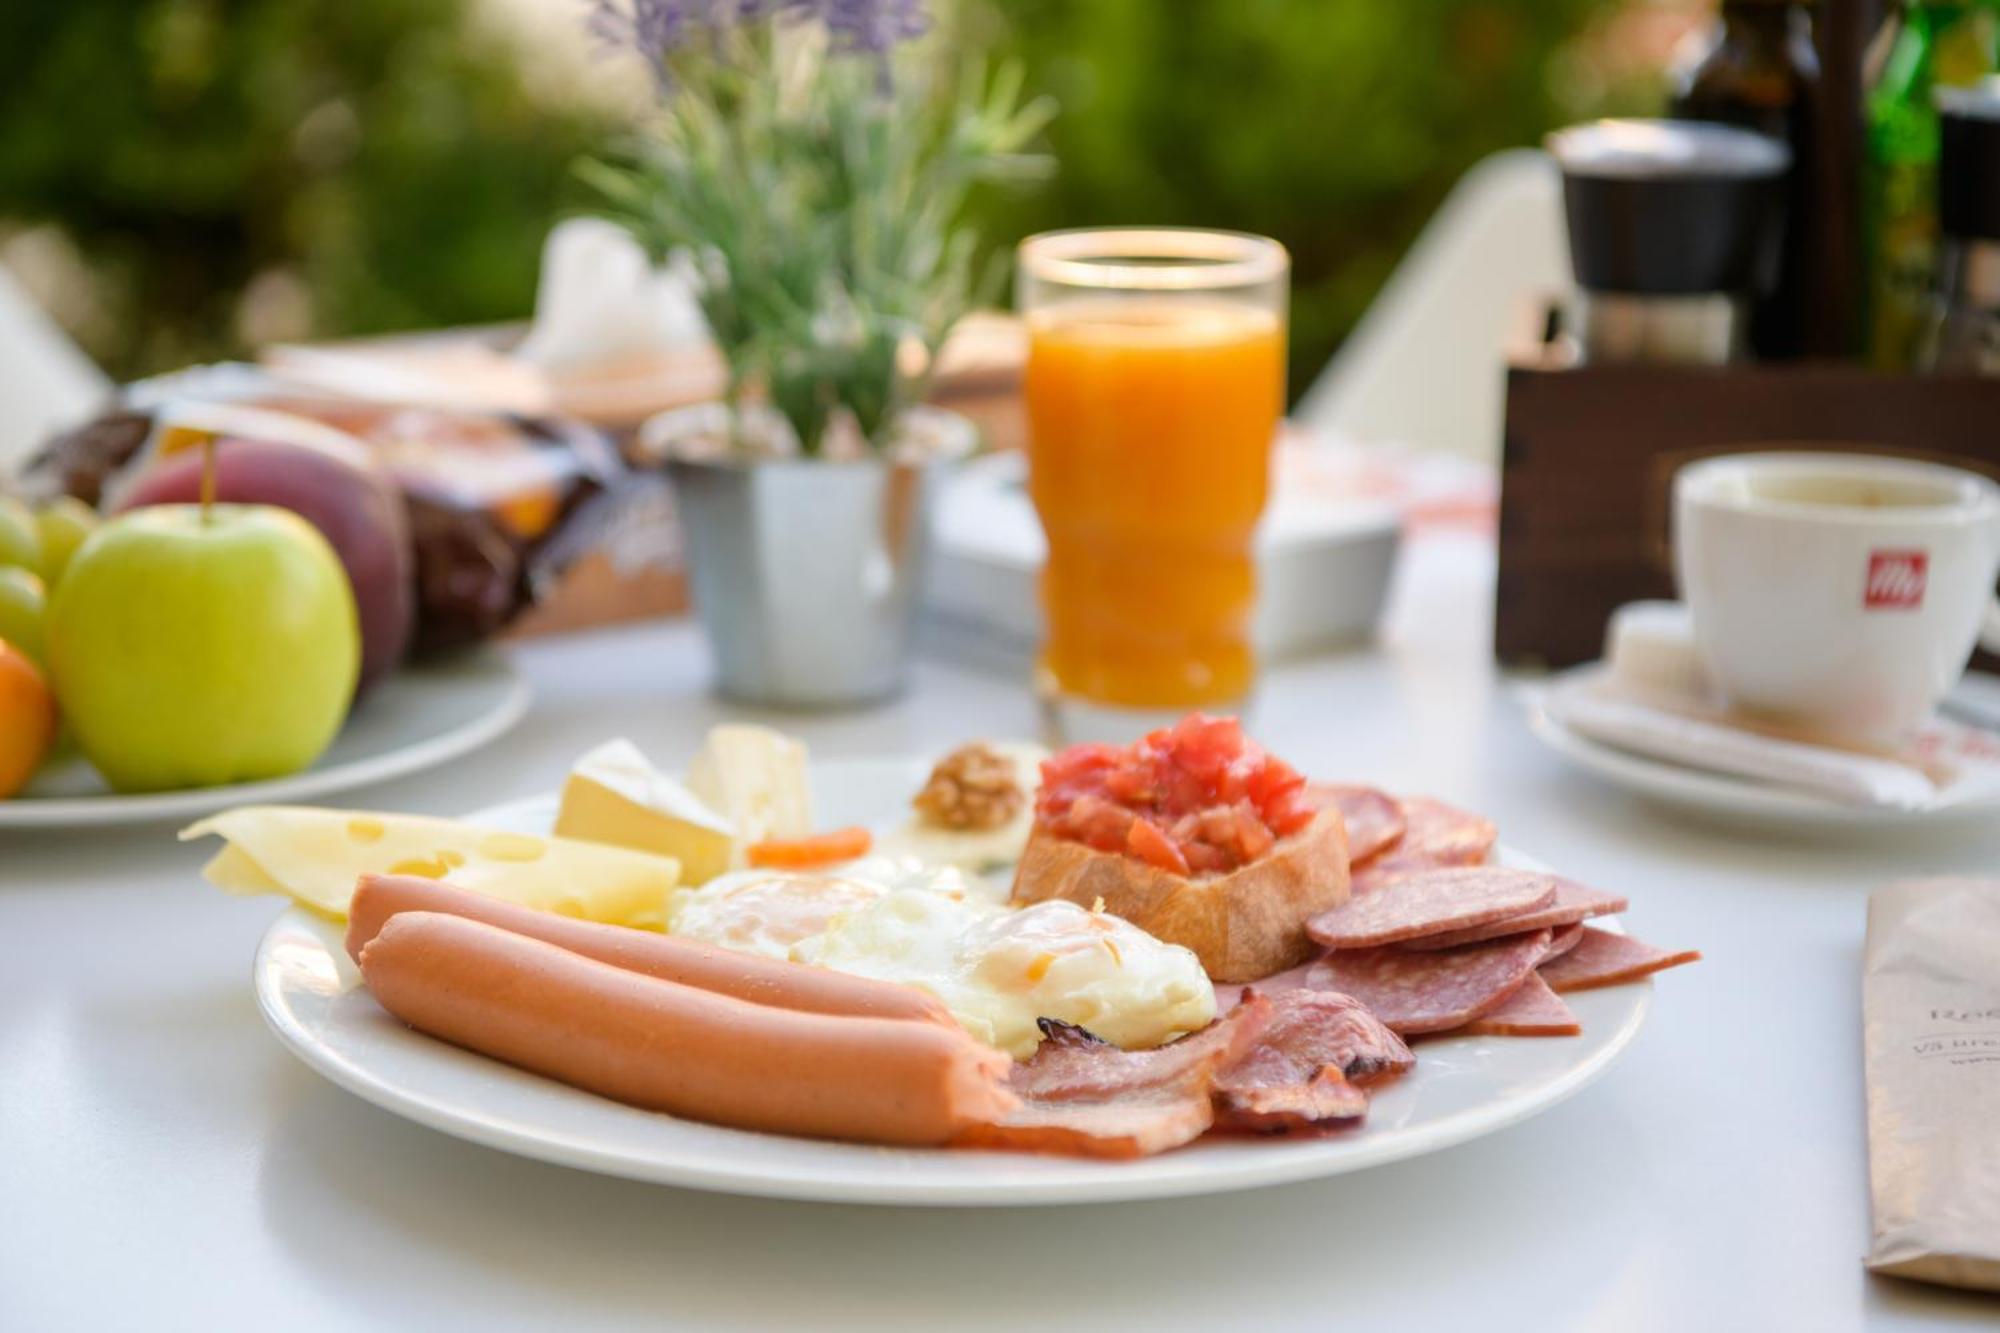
top-left (1125, 816), bottom-right (1191, 874)
top-left (1035, 713), bottom-right (1316, 876)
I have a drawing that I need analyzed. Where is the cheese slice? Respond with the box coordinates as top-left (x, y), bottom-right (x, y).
top-left (180, 805), bottom-right (681, 927)
top-left (684, 725), bottom-right (812, 865)
top-left (553, 738), bottom-right (734, 885)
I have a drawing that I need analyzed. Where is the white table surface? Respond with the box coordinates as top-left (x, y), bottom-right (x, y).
top-left (6, 531), bottom-right (1997, 1332)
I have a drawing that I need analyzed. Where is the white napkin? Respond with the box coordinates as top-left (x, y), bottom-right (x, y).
top-left (1536, 602), bottom-right (2000, 811)
top-left (514, 218), bottom-right (709, 372)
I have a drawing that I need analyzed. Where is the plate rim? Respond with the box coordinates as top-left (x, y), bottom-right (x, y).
top-left (0, 651), bottom-right (530, 830)
top-left (251, 764), bottom-right (1655, 1207)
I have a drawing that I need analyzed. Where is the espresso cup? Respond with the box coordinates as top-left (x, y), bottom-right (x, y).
top-left (1673, 451), bottom-right (2000, 745)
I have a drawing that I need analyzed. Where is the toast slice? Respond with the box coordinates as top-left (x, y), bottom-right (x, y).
top-left (1009, 807), bottom-right (1351, 983)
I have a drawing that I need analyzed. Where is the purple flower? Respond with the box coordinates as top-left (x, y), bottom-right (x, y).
top-left (586, 0), bottom-right (929, 81)
top-left (815, 0), bottom-right (929, 54)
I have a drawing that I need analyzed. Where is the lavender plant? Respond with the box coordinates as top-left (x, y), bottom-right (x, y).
top-left (581, 0), bottom-right (1053, 456)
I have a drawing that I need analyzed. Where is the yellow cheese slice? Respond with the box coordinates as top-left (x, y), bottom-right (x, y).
top-left (553, 738), bottom-right (734, 885)
top-left (180, 805), bottom-right (682, 927)
top-left (684, 724), bottom-right (812, 866)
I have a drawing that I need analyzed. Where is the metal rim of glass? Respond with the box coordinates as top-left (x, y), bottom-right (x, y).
top-left (1018, 227), bottom-right (1290, 292)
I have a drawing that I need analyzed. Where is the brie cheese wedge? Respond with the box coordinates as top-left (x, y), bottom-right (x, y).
top-left (555, 738), bottom-right (734, 885)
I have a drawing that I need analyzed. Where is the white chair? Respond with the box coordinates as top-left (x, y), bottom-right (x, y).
top-left (1294, 148), bottom-right (1568, 462)
top-left (0, 266), bottom-right (111, 475)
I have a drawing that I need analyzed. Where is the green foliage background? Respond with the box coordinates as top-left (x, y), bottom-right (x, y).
top-left (0, 0), bottom-right (1629, 395)
top-left (973, 0), bottom-right (1613, 396)
top-left (0, 0), bottom-right (609, 381)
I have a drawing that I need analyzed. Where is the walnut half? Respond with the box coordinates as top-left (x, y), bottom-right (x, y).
top-left (912, 742), bottom-right (1025, 832)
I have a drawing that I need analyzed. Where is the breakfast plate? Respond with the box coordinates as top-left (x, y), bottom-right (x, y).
top-left (1522, 670), bottom-right (2000, 833)
top-left (253, 757), bottom-right (1652, 1206)
top-left (4, 649), bottom-right (529, 829)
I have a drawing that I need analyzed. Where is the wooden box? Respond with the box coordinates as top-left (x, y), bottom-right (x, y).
top-left (1495, 358), bottom-right (2000, 669)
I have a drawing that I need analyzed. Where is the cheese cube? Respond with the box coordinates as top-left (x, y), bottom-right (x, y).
top-left (684, 725), bottom-right (813, 865)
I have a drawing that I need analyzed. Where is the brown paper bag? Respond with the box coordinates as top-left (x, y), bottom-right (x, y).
top-left (1864, 877), bottom-right (2000, 1291)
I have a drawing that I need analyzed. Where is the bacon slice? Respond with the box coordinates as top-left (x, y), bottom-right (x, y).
top-left (1458, 974), bottom-right (1581, 1037)
top-left (1309, 784), bottom-right (1405, 866)
top-left (1215, 1063), bottom-right (1367, 1132)
top-left (1306, 929), bottom-right (1552, 1035)
top-left (955, 1001), bottom-right (1272, 1159)
top-left (1538, 927), bottom-right (1701, 993)
top-left (1399, 880), bottom-right (1628, 951)
top-left (1212, 989), bottom-right (1412, 1133)
top-left (1351, 797), bottom-right (1497, 894)
top-left (1306, 867), bottom-right (1555, 949)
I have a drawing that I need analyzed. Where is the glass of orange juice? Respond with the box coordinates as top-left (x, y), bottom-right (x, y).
top-left (1017, 228), bottom-right (1289, 730)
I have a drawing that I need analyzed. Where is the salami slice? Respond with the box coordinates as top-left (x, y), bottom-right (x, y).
top-left (1213, 956), bottom-right (1318, 1014)
top-left (1351, 797), bottom-right (1498, 894)
top-left (1538, 927), bottom-right (1701, 993)
top-left (1309, 784), bottom-right (1405, 866)
top-left (1541, 921), bottom-right (1586, 963)
top-left (1305, 866), bottom-right (1555, 949)
top-left (1458, 974), bottom-right (1581, 1037)
top-left (1303, 929), bottom-right (1552, 1035)
top-left (1400, 880), bottom-right (1628, 951)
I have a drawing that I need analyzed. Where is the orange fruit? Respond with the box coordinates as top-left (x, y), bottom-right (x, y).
top-left (0, 641), bottom-right (57, 797)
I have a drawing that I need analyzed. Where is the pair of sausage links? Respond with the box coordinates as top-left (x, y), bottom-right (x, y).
top-left (359, 911), bottom-right (1019, 1146)
top-left (346, 874), bottom-right (954, 1026)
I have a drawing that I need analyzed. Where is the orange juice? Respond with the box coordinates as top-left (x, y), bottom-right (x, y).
top-left (1025, 298), bottom-right (1285, 707)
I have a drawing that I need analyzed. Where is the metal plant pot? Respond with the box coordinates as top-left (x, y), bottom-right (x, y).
top-left (643, 403), bottom-right (974, 708)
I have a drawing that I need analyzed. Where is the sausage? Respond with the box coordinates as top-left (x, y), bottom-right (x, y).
top-left (345, 875), bottom-right (954, 1028)
top-left (358, 912), bottom-right (1020, 1146)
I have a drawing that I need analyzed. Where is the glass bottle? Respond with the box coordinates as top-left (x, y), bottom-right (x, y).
top-left (1863, 1), bottom-right (1999, 369)
top-left (1922, 84), bottom-right (2000, 372)
top-left (1671, 0), bottom-right (1821, 359)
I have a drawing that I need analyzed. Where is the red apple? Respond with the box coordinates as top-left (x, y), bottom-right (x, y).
top-left (114, 439), bottom-right (414, 694)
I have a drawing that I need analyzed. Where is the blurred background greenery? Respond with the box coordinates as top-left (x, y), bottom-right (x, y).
top-left (0, 0), bottom-right (1694, 398)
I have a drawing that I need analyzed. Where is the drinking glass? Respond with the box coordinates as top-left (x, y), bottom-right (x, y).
top-left (1017, 228), bottom-right (1289, 734)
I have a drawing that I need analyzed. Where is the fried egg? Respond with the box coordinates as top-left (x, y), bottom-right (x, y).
top-left (667, 858), bottom-right (994, 959)
top-left (668, 870), bottom-right (888, 960)
top-left (795, 890), bottom-right (1216, 1059)
top-left (669, 863), bottom-right (1215, 1058)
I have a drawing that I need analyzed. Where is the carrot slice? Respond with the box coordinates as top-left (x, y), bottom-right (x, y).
top-left (1125, 818), bottom-right (1190, 875)
top-left (746, 826), bottom-right (873, 869)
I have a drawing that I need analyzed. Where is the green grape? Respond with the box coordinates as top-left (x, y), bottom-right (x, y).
top-left (36, 497), bottom-right (100, 588)
top-left (0, 497), bottom-right (41, 574)
top-left (0, 566), bottom-right (47, 667)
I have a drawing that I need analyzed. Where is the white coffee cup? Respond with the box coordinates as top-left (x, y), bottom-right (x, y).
top-left (1673, 451), bottom-right (2000, 745)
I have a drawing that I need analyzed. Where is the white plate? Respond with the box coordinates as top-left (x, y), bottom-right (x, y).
top-left (1523, 671), bottom-right (2000, 832)
top-left (254, 758), bottom-right (1652, 1207)
top-left (4, 650), bottom-right (529, 829)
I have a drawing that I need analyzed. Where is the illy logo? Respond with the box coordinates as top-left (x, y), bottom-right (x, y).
top-left (1865, 550), bottom-right (1927, 609)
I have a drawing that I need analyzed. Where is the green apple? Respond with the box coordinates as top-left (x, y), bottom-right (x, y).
top-left (48, 504), bottom-right (360, 793)
top-left (36, 497), bottom-right (98, 587)
top-left (0, 496), bottom-right (40, 573)
top-left (0, 566), bottom-right (46, 666)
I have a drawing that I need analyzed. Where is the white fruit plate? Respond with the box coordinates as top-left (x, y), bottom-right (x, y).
top-left (4, 648), bottom-right (528, 829)
top-left (253, 757), bottom-right (1653, 1207)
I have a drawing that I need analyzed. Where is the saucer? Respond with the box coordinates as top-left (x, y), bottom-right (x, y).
top-left (1522, 668), bottom-right (2000, 832)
